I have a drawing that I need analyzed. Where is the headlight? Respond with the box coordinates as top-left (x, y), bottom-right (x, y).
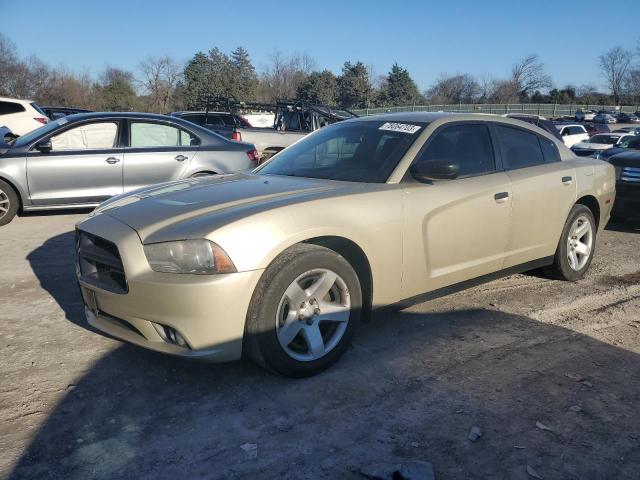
top-left (144, 239), bottom-right (236, 274)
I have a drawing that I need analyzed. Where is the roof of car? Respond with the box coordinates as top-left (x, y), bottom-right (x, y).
top-left (0, 96), bottom-right (35, 104)
top-left (63, 111), bottom-right (182, 122)
top-left (351, 111), bottom-right (497, 123)
top-left (169, 111), bottom-right (235, 116)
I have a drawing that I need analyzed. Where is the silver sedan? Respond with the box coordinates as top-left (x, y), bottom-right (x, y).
top-left (0, 112), bottom-right (259, 226)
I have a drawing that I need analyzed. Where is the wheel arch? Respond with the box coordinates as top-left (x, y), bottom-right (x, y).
top-left (575, 195), bottom-right (601, 229)
top-left (0, 174), bottom-right (25, 212)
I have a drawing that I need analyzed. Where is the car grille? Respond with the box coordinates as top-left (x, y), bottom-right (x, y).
top-left (76, 230), bottom-right (128, 294)
top-left (621, 167), bottom-right (640, 183)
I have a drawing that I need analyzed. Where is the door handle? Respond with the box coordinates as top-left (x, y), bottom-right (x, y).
top-left (175, 155), bottom-right (188, 162)
top-left (105, 157), bottom-right (120, 164)
top-left (494, 191), bottom-right (510, 203)
top-left (562, 176), bottom-right (573, 185)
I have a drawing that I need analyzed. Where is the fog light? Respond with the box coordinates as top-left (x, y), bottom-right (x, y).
top-left (152, 322), bottom-right (190, 348)
top-left (169, 329), bottom-right (188, 348)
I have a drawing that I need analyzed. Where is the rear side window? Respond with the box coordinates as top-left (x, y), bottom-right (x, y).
top-left (568, 126), bottom-right (585, 135)
top-left (539, 137), bottom-right (560, 163)
top-left (183, 114), bottom-right (205, 126)
top-left (416, 123), bottom-right (495, 177)
top-left (130, 122), bottom-right (196, 147)
top-left (495, 125), bottom-right (545, 169)
top-left (0, 101), bottom-right (25, 115)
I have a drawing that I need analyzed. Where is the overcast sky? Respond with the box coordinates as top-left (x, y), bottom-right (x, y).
top-left (2, 0), bottom-right (638, 92)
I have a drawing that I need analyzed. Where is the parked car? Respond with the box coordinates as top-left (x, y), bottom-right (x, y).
top-left (584, 123), bottom-right (611, 137)
top-left (0, 96), bottom-right (49, 136)
top-left (503, 114), bottom-right (563, 141)
top-left (75, 112), bottom-right (614, 376)
top-left (593, 113), bottom-right (617, 124)
top-left (41, 106), bottom-right (92, 120)
top-left (556, 124), bottom-right (589, 147)
top-left (235, 100), bottom-right (358, 162)
top-left (0, 112), bottom-right (259, 226)
top-left (613, 127), bottom-right (640, 135)
top-left (616, 112), bottom-right (640, 123)
top-left (608, 150), bottom-right (640, 220)
top-left (592, 135), bottom-right (640, 161)
top-left (575, 109), bottom-right (596, 122)
top-left (169, 111), bottom-right (251, 139)
top-left (571, 133), bottom-right (635, 156)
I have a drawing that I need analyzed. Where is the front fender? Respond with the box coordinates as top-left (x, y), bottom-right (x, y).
top-left (0, 155), bottom-right (29, 206)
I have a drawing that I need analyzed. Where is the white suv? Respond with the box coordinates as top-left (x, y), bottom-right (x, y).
top-left (0, 97), bottom-right (49, 136)
top-left (556, 124), bottom-right (589, 148)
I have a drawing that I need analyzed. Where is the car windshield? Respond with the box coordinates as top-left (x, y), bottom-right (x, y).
top-left (256, 120), bottom-right (426, 183)
top-left (11, 118), bottom-right (68, 147)
top-left (589, 134), bottom-right (620, 145)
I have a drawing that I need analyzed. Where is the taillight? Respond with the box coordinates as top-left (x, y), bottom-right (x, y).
top-left (246, 149), bottom-right (260, 162)
top-left (232, 130), bottom-right (242, 141)
top-left (34, 117), bottom-right (48, 124)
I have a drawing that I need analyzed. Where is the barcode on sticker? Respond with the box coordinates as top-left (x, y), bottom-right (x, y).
top-left (379, 122), bottom-right (422, 134)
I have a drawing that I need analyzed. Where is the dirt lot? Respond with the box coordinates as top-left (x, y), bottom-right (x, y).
top-left (1, 211), bottom-right (639, 479)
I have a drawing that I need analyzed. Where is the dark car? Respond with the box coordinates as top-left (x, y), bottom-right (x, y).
top-left (42, 106), bottom-right (92, 120)
top-left (169, 111), bottom-right (251, 139)
top-left (594, 135), bottom-right (640, 161)
top-left (504, 114), bottom-right (563, 141)
top-left (615, 112), bottom-right (639, 123)
top-left (609, 150), bottom-right (640, 220)
top-left (584, 123), bottom-right (610, 137)
top-left (613, 127), bottom-right (640, 135)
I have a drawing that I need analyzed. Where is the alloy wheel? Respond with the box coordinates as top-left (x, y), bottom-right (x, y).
top-left (275, 268), bottom-right (351, 362)
top-left (0, 188), bottom-right (10, 220)
top-left (566, 214), bottom-right (593, 271)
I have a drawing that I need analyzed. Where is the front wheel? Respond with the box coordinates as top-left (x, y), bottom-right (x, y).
top-left (245, 244), bottom-right (361, 377)
top-left (0, 179), bottom-right (19, 227)
top-left (543, 204), bottom-right (596, 281)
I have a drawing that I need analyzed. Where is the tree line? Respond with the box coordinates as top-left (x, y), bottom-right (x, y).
top-left (1, 33), bottom-right (639, 114)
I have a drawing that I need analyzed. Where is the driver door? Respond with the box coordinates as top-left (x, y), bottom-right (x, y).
top-left (401, 122), bottom-right (513, 299)
top-left (26, 120), bottom-right (124, 205)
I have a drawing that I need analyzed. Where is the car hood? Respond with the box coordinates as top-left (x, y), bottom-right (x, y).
top-left (572, 142), bottom-right (612, 150)
top-left (90, 173), bottom-right (363, 242)
top-left (608, 150), bottom-right (640, 167)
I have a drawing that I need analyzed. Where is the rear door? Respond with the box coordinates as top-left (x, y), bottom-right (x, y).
top-left (494, 124), bottom-right (577, 268)
top-left (26, 120), bottom-right (123, 205)
top-left (122, 119), bottom-right (200, 192)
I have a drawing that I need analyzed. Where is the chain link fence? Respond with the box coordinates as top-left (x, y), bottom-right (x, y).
top-left (353, 103), bottom-right (640, 117)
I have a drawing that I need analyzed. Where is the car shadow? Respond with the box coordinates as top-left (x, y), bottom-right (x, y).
top-left (13, 233), bottom-right (640, 479)
top-left (606, 217), bottom-right (640, 234)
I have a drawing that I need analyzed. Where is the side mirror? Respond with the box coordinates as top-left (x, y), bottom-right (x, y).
top-left (410, 160), bottom-right (460, 182)
top-left (35, 139), bottom-right (52, 153)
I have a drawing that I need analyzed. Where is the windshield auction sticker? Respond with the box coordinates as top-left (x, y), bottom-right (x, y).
top-left (379, 122), bottom-right (422, 134)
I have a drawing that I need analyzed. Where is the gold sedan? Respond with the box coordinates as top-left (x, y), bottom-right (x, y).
top-left (76, 113), bottom-right (616, 377)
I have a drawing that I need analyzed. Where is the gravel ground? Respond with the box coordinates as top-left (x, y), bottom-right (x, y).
top-left (1, 211), bottom-right (639, 480)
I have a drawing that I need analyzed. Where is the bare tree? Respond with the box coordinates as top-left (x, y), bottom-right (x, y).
top-left (599, 46), bottom-right (633, 104)
top-left (510, 54), bottom-right (552, 99)
top-left (426, 73), bottom-right (480, 104)
top-left (259, 49), bottom-right (316, 101)
top-left (138, 55), bottom-right (183, 113)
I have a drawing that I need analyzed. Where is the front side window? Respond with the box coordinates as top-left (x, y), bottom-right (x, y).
top-left (568, 126), bottom-right (585, 135)
top-left (51, 122), bottom-right (118, 150)
top-left (589, 134), bottom-right (620, 145)
top-left (130, 122), bottom-right (196, 147)
top-left (495, 125), bottom-right (545, 169)
top-left (415, 123), bottom-right (495, 177)
top-left (258, 120), bottom-right (424, 183)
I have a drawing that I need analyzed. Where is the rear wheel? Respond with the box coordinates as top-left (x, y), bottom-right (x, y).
top-left (0, 180), bottom-right (19, 227)
top-left (245, 244), bottom-right (361, 377)
top-left (543, 204), bottom-right (596, 281)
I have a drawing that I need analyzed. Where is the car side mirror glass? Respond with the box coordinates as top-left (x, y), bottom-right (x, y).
top-left (410, 160), bottom-right (460, 182)
top-left (35, 139), bottom-right (52, 153)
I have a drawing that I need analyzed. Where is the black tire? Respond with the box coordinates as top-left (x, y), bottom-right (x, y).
top-left (244, 243), bottom-right (362, 377)
top-left (543, 204), bottom-right (597, 281)
top-left (0, 179), bottom-right (19, 227)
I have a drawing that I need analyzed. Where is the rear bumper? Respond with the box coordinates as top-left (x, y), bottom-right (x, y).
top-left (77, 213), bottom-right (264, 362)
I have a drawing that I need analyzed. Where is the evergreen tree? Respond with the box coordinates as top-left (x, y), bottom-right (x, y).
top-left (297, 70), bottom-right (338, 105)
top-left (230, 47), bottom-right (258, 102)
top-left (337, 61), bottom-right (372, 109)
top-left (379, 63), bottom-right (421, 106)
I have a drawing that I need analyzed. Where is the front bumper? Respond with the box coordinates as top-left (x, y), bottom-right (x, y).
top-left (77, 213), bottom-right (264, 362)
